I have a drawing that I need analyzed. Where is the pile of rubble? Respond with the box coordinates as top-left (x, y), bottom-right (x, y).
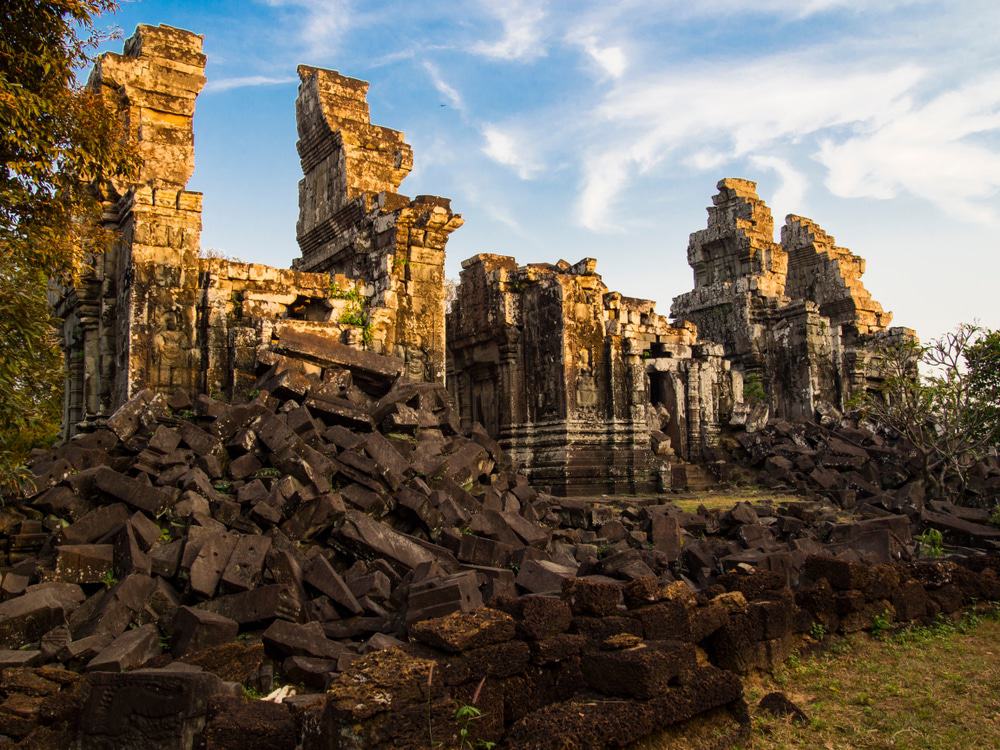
top-left (725, 417), bottom-right (1000, 550)
top-left (0, 344), bottom-right (998, 748)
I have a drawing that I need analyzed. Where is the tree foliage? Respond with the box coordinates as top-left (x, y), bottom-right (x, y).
top-left (965, 328), bottom-right (1000, 445)
top-left (0, 0), bottom-right (137, 496)
top-left (860, 324), bottom-right (1000, 504)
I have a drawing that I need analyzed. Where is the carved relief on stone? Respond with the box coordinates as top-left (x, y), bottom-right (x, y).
top-left (152, 304), bottom-right (191, 391)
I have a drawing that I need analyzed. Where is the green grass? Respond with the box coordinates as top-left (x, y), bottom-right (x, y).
top-left (746, 607), bottom-right (1000, 749)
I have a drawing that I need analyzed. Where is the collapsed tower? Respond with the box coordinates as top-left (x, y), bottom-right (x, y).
top-left (52, 25), bottom-right (460, 436)
top-left (671, 178), bottom-right (911, 419)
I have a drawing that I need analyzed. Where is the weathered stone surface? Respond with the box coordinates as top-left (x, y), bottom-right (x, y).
top-left (671, 178), bottom-right (913, 421)
top-left (54, 27), bottom-right (460, 436)
top-left (447, 254), bottom-right (736, 495)
top-left (409, 608), bottom-right (515, 653)
top-left (94, 468), bottom-right (171, 516)
top-left (171, 607), bottom-right (238, 657)
top-left (86, 623), bottom-right (161, 672)
top-left (262, 620), bottom-right (346, 660)
top-left (198, 585), bottom-right (300, 625)
top-left (54, 545), bottom-right (115, 585)
top-left (78, 669), bottom-right (238, 749)
top-left (0, 586), bottom-right (83, 649)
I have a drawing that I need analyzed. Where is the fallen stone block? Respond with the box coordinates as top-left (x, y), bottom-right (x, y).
top-left (338, 510), bottom-right (440, 572)
top-left (0, 650), bottom-right (44, 668)
top-left (171, 607), bottom-right (239, 657)
top-left (200, 695), bottom-right (298, 749)
top-left (93, 467), bottom-right (171, 515)
top-left (189, 533), bottom-right (239, 598)
top-left (518, 595), bottom-right (573, 640)
top-left (304, 554), bottom-right (363, 615)
top-left (62, 504), bottom-right (130, 545)
top-left (198, 585), bottom-right (301, 625)
top-left (515, 559), bottom-right (577, 594)
top-left (54, 545), bottom-right (114, 584)
top-left (282, 655), bottom-right (338, 689)
top-left (406, 570), bottom-right (483, 624)
top-left (78, 669), bottom-right (238, 749)
top-left (220, 535), bottom-right (271, 592)
top-left (409, 608), bottom-right (515, 653)
top-left (114, 521), bottom-right (152, 577)
top-left (562, 575), bottom-right (623, 616)
top-left (0, 585), bottom-right (83, 648)
top-left (262, 620), bottom-right (346, 661)
top-left (758, 691), bottom-right (809, 724)
top-left (86, 623), bottom-right (161, 672)
top-left (582, 641), bottom-right (696, 700)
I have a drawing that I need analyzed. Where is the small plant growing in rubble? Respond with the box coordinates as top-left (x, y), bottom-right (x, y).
top-left (809, 621), bottom-right (827, 641)
top-left (454, 676), bottom-right (495, 749)
top-left (742, 372), bottom-right (767, 405)
top-left (100, 570), bottom-right (118, 589)
top-left (871, 610), bottom-right (892, 639)
top-left (990, 505), bottom-right (1000, 528)
top-left (916, 528), bottom-right (944, 558)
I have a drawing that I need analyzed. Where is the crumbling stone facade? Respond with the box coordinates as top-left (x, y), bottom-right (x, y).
top-left (52, 25), bottom-right (914, 494)
top-left (292, 65), bottom-right (463, 382)
top-left (671, 178), bottom-right (913, 420)
top-left (52, 25), bottom-right (460, 437)
top-left (447, 255), bottom-right (739, 495)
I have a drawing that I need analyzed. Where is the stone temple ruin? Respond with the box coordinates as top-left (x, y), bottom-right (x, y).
top-left (52, 25), bottom-right (461, 438)
top-left (671, 178), bottom-right (909, 421)
top-left (447, 255), bottom-right (736, 495)
top-left (446, 186), bottom-right (913, 494)
top-left (54, 24), bottom-right (911, 496)
top-left (14, 21), bottom-right (1000, 750)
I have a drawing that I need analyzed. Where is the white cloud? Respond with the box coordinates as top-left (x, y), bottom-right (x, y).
top-left (817, 73), bottom-right (1000, 224)
top-left (481, 125), bottom-right (542, 180)
top-left (573, 58), bottom-right (924, 229)
top-left (422, 61), bottom-right (464, 111)
top-left (670, 0), bottom-right (927, 19)
top-left (264, 0), bottom-right (352, 58)
top-left (203, 75), bottom-right (297, 93)
top-left (577, 36), bottom-right (627, 79)
top-left (471, 1), bottom-right (547, 62)
top-left (577, 158), bottom-right (629, 232)
top-left (684, 149), bottom-right (728, 171)
top-left (749, 155), bottom-right (808, 220)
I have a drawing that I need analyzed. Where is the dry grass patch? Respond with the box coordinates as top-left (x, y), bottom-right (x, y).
top-left (746, 607), bottom-right (1000, 749)
top-left (668, 490), bottom-right (805, 514)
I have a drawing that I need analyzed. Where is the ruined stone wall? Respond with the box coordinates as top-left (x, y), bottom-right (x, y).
top-left (293, 66), bottom-right (463, 383)
top-left (672, 179), bottom-right (913, 420)
top-left (52, 24), bottom-right (207, 435)
top-left (53, 27), bottom-right (460, 436)
top-left (447, 255), bottom-right (738, 495)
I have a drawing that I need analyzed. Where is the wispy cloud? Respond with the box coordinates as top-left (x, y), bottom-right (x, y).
top-left (481, 125), bottom-right (542, 179)
top-left (203, 75), bottom-right (298, 93)
top-left (573, 59), bottom-right (923, 229)
top-left (470, 0), bottom-right (548, 62)
top-left (422, 61), bottom-right (464, 112)
top-left (668, 0), bottom-right (928, 20)
top-left (264, 0), bottom-right (352, 58)
top-left (749, 155), bottom-right (808, 220)
top-left (816, 72), bottom-right (1000, 224)
top-left (575, 35), bottom-right (627, 79)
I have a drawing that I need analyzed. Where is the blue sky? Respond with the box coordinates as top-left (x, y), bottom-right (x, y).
top-left (95, 1), bottom-right (1000, 339)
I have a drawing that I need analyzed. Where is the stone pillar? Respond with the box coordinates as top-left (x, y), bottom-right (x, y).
top-left (51, 24), bottom-right (206, 432)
